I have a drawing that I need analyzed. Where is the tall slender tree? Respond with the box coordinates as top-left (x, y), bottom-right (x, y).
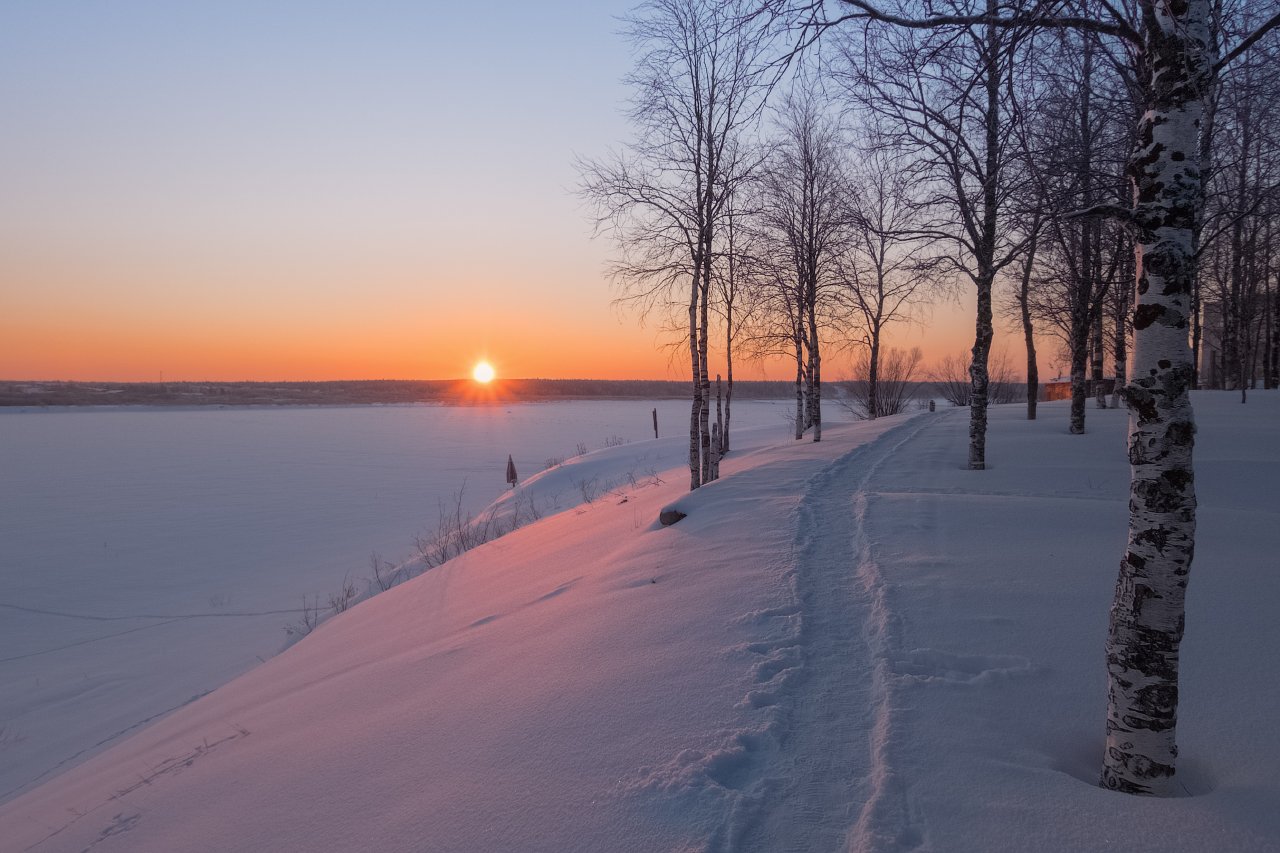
top-left (757, 87), bottom-right (853, 441)
top-left (842, 144), bottom-right (936, 418)
top-left (834, 0), bottom-right (1030, 468)
top-left (581, 0), bottom-right (773, 489)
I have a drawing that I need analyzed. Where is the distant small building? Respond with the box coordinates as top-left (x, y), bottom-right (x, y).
top-left (1041, 377), bottom-right (1116, 401)
top-left (1199, 300), bottom-right (1224, 389)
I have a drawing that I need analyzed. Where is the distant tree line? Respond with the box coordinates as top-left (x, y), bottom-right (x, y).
top-left (0, 379), bottom-right (805, 408)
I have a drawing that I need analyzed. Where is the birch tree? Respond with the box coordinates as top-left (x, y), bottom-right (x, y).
top-left (580, 0), bottom-right (772, 489)
top-left (832, 0), bottom-right (1029, 468)
top-left (773, 0), bottom-right (1280, 796)
top-left (1014, 21), bottom-right (1132, 434)
top-left (711, 150), bottom-right (762, 455)
top-left (1197, 11), bottom-right (1280, 396)
top-left (756, 88), bottom-right (853, 441)
top-left (842, 144), bottom-right (936, 419)
top-left (737, 207), bottom-right (812, 439)
top-left (1015, 228), bottom-right (1042, 418)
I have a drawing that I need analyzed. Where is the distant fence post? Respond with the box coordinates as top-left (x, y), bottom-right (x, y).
top-left (929, 399), bottom-right (935, 412)
top-left (652, 407), bottom-right (658, 439)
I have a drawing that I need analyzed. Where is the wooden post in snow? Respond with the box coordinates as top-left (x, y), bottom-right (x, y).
top-left (652, 407), bottom-right (658, 439)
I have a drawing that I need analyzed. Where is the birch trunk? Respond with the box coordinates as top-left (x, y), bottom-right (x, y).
top-left (968, 271), bottom-right (994, 468)
top-left (1069, 318), bottom-right (1089, 434)
top-left (1189, 10), bottom-right (1220, 392)
top-left (711, 423), bottom-right (721, 480)
top-left (1019, 231), bottom-right (1039, 420)
top-left (1112, 252), bottom-right (1131, 410)
top-left (794, 330), bottom-right (805, 440)
top-left (698, 252), bottom-right (712, 486)
top-left (1103, 0), bottom-right (1207, 796)
top-left (724, 304), bottom-right (733, 454)
top-left (966, 7), bottom-right (1000, 470)
top-left (1190, 274), bottom-right (1203, 389)
top-left (1265, 217), bottom-right (1275, 390)
top-left (688, 269), bottom-right (703, 491)
top-left (714, 374), bottom-right (723, 478)
top-left (1092, 306), bottom-right (1108, 408)
top-left (868, 331), bottom-right (881, 419)
top-left (808, 298), bottom-right (822, 442)
top-left (1083, 38), bottom-right (1106, 415)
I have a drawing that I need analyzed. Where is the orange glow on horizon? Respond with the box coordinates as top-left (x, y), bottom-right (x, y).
top-left (0, 276), bottom-right (999, 383)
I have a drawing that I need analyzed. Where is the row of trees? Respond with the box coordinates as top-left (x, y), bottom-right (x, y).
top-left (1195, 3), bottom-right (1280, 396)
top-left (581, 1), bottom-right (950, 492)
top-left (585, 0), bottom-right (1280, 799)
top-left (804, 0), bottom-right (1280, 798)
top-left (1006, 2), bottom-right (1280, 417)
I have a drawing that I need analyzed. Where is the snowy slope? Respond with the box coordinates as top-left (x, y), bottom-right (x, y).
top-left (1, 394), bottom-right (1277, 852)
top-left (0, 400), bottom-right (794, 805)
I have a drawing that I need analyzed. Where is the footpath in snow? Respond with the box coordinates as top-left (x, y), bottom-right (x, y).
top-left (1, 393), bottom-right (1277, 852)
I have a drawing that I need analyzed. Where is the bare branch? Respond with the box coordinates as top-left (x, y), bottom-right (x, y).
top-left (1064, 202), bottom-right (1135, 224)
top-left (828, 0), bottom-right (1141, 43)
top-left (1216, 11), bottom-right (1280, 74)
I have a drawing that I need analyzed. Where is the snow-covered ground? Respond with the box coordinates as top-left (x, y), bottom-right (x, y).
top-left (0, 400), bottom-right (796, 805)
top-left (1, 392), bottom-right (1276, 852)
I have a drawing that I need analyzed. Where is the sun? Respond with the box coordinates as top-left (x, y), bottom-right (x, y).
top-left (472, 361), bottom-right (496, 384)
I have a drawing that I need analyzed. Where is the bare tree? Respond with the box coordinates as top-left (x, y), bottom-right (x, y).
top-left (756, 86), bottom-right (855, 441)
top-left (841, 144), bottom-right (937, 418)
top-left (711, 149), bottom-right (763, 454)
top-left (1109, 247), bottom-right (1134, 408)
top-left (1013, 20), bottom-right (1133, 433)
top-left (1197, 8), bottom-right (1280, 397)
top-left (738, 220), bottom-right (813, 438)
top-left (832, 0), bottom-right (1031, 468)
top-left (1000, 208), bottom-right (1044, 418)
top-left (580, 0), bottom-right (773, 489)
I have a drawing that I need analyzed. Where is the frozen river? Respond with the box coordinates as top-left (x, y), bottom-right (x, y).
top-left (0, 399), bottom-right (795, 803)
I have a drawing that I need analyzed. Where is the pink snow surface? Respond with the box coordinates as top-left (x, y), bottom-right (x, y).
top-left (2, 392), bottom-right (1277, 852)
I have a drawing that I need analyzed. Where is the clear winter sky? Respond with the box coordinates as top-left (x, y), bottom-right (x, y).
top-left (0, 1), bottom-right (978, 382)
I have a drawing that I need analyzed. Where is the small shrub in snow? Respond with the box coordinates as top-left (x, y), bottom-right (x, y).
top-left (414, 487), bottom-right (544, 570)
top-left (841, 347), bottom-right (923, 419)
top-left (576, 475), bottom-right (602, 503)
top-left (931, 349), bottom-right (1022, 407)
top-left (369, 552), bottom-right (400, 592)
top-left (328, 574), bottom-right (357, 615)
top-left (283, 595), bottom-right (323, 639)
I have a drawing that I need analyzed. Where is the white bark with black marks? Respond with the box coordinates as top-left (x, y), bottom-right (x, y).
top-left (1103, 0), bottom-right (1208, 797)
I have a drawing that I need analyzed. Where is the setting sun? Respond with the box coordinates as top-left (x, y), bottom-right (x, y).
top-left (472, 361), bottom-right (496, 384)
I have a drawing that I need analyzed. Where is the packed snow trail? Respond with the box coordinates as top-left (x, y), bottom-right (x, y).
top-left (727, 413), bottom-right (943, 853)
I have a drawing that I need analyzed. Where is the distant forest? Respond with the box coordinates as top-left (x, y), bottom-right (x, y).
top-left (0, 379), bottom-right (799, 408)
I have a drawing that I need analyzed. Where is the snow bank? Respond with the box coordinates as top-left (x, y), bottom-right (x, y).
top-left (0, 400), bottom-right (794, 804)
top-left (1, 393), bottom-right (1276, 852)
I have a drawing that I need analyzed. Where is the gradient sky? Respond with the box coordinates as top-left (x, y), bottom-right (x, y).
top-left (1, 1), bottom-right (981, 382)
